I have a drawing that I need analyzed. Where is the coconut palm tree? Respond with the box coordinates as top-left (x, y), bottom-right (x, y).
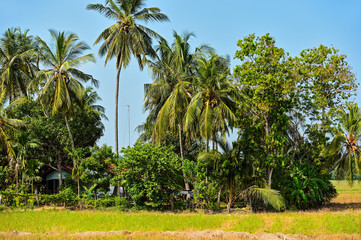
top-left (35, 30), bottom-right (97, 150)
top-left (185, 51), bottom-right (238, 152)
top-left (10, 131), bottom-right (39, 191)
top-left (0, 28), bottom-right (37, 101)
top-left (323, 103), bottom-right (361, 185)
top-left (78, 87), bottom-right (108, 120)
top-left (144, 32), bottom-right (201, 192)
top-left (149, 32), bottom-right (200, 147)
top-left (66, 147), bottom-right (87, 197)
top-left (0, 89), bottom-right (25, 191)
top-left (87, 0), bottom-right (168, 155)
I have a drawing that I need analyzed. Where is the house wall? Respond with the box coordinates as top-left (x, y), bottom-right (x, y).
top-left (46, 170), bottom-right (71, 181)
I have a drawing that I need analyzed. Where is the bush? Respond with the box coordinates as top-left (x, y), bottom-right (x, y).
top-left (58, 187), bottom-right (78, 206)
top-left (281, 165), bottom-right (337, 210)
top-left (40, 187), bottom-right (78, 207)
top-left (1, 185), bottom-right (33, 208)
top-left (77, 195), bottom-right (131, 210)
top-left (118, 143), bottom-right (183, 209)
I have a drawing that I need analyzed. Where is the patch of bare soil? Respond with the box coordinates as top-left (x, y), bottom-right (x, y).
top-left (2, 230), bottom-right (361, 240)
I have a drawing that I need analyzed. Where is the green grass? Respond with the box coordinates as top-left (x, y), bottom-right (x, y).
top-left (0, 179), bottom-right (360, 237)
top-left (0, 210), bottom-right (360, 235)
top-left (331, 180), bottom-right (361, 194)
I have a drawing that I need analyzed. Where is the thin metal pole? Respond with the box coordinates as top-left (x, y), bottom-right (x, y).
top-left (127, 105), bottom-right (130, 146)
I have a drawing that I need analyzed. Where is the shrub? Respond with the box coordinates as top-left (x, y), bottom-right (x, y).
top-left (58, 187), bottom-right (78, 206)
top-left (118, 143), bottom-right (183, 209)
top-left (281, 165), bottom-right (337, 210)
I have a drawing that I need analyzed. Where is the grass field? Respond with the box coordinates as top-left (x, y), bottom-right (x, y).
top-left (0, 210), bottom-right (360, 235)
top-left (0, 180), bottom-right (360, 239)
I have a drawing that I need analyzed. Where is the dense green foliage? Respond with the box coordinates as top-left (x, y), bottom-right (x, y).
top-left (0, 1), bottom-right (359, 212)
top-left (119, 143), bottom-right (183, 208)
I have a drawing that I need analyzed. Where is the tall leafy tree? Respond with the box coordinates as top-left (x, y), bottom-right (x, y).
top-left (294, 45), bottom-right (358, 167)
top-left (87, 0), bottom-right (168, 155)
top-left (234, 34), bottom-right (295, 188)
top-left (298, 45), bottom-right (357, 127)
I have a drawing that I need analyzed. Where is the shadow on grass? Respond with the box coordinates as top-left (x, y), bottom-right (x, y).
top-left (325, 202), bottom-right (361, 211)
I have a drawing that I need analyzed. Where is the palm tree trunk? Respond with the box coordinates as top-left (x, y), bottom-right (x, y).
top-left (64, 116), bottom-right (75, 151)
top-left (57, 157), bottom-right (63, 188)
top-left (178, 124), bottom-right (190, 192)
top-left (115, 64), bottom-right (123, 196)
top-left (217, 183), bottom-right (224, 210)
top-left (115, 65), bottom-right (122, 156)
top-left (21, 169), bottom-right (25, 188)
top-left (264, 116), bottom-right (274, 188)
top-left (328, 152), bottom-right (347, 174)
top-left (15, 162), bottom-right (19, 193)
top-left (77, 177), bottom-right (80, 198)
top-left (267, 167), bottom-right (273, 188)
top-left (227, 177), bottom-right (233, 213)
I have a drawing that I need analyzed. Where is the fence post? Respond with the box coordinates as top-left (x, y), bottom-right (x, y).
top-left (0, 194), bottom-right (2, 206)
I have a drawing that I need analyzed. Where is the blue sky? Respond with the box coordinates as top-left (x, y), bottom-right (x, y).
top-left (1, 0), bottom-right (361, 150)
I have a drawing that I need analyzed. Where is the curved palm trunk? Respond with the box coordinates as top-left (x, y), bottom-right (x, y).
top-left (64, 116), bottom-right (75, 150)
top-left (65, 115), bottom-right (77, 194)
top-left (178, 124), bottom-right (190, 192)
top-left (264, 116), bottom-right (273, 188)
top-left (328, 152), bottom-right (347, 174)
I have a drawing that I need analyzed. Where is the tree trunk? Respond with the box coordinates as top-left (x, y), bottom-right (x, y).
top-left (170, 193), bottom-right (174, 212)
top-left (65, 116), bottom-right (75, 151)
top-left (178, 124), bottom-right (190, 192)
top-left (217, 183), bottom-right (224, 210)
top-left (77, 177), bottom-right (80, 198)
top-left (21, 170), bottom-right (24, 186)
top-left (267, 167), bottom-right (273, 188)
top-left (264, 115), bottom-right (274, 188)
top-left (15, 162), bottom-right (19, 193)
top-left (328, 152), bottom-right (347, 174)
top-left (57, 160), bottom-right (63, 188)
top-left (35, 188), bottom-right (39, 206)
top-left (115, 65), bottom-right (122, 156)
top-left (249, 194), bottom-right (253, 212)
top-left (227, 177), bottom-right (233, 213)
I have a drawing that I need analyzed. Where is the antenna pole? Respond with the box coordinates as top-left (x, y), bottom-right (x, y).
top-left (127, 105), bottom-right (130, 146)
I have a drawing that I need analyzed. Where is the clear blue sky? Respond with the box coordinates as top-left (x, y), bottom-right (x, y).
top-left (1, 0), bottom-right (361, 150)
